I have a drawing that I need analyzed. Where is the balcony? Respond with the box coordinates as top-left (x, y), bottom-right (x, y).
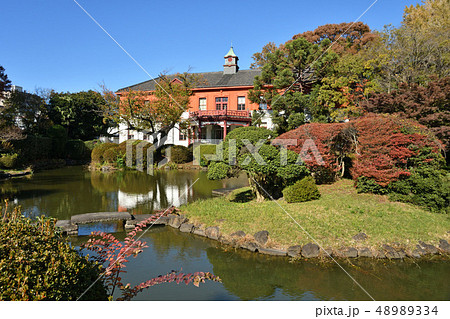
top-left (189, 109), bottom-right (251, 121)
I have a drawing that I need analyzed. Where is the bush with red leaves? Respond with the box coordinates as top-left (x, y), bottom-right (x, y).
top-left (277, 114), bottom-right (444, 186)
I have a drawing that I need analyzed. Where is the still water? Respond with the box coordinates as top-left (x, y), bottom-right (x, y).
top-left (1, 166), bottom-right (449, 300)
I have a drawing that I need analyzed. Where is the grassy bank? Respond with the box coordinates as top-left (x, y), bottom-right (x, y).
top-left (181, 179), bottom-right (450, 250)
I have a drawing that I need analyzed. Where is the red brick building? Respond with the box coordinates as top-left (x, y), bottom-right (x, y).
top-left (117, 47), bottom-right (272, 145)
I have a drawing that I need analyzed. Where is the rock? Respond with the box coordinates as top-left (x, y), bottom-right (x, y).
top-left (125, 214), bottom-right (169, 229)
top-left (55, 220), bottom-right (78, 235)
top-left (287, 245), bottom-right (302, 258)
top-left (218, 236), bottom-right (234, 245)
top-left (254, 230), bottom-right (269, 246)
top-left (341, 247), bottom-right (358, 258)
top-left (352, 233), bottom-right (368, 241)
top-left (320, 248), bottom-right (333, 258)
top-left (205, 226), bottom-right (220, 240)
top-left (381, 244), bottom-right (401, 259)
top-left (168, 215), bottom-right (187, 229)
top-left (192, 227), bottom-right (206, 237)
top-left (258, 248), bottom-right (287, 256)
top-left (418, 241), bottom-right (438, 255)
top-left (438, 239), bottom-right (450, 253)
top-left (301, 243), bottom-right (320, 258)
top-left (408, 245), bottom-right (427, 258)
top-left (179, 223), bottom-right (194, 233)
top-left (71, 212), bottom-right (132, 224)
top-left (358, 247), bottom-right (373, 258)
top-left (240, 241), bottom-right (259, 252)
top-left (230, 231), bottom-right (246, 238)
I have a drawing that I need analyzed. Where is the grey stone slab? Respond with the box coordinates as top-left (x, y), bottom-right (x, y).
top-left (258, 248), bottom-right (287, 256)
top-left (179, 223), bottom-right (194, 233)
top-left (71, 212), bottom-right (132, 224)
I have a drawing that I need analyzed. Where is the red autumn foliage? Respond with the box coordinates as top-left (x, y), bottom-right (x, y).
top-left (81, 206), bottom-right (221, 301)
top-left (277, 114), bottom-right (443, 186)
top-left (361, 77), bottom-right (450, 154)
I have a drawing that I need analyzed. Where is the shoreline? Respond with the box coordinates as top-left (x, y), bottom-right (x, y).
top-left (57, 209), bottom-right (450, 261)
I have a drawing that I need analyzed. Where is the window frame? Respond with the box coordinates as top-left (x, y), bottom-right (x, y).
top-left (237, 96), bottom-right (246, 110)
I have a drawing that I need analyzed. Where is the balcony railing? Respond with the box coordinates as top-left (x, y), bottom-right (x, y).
top-left (189, 110), bottom-right (250, 118)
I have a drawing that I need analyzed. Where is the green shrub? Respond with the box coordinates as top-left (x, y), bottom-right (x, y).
top-left (356, 176), bottom-right (389, 194)
top-left (0, 153), bottom-right (19, 169)
top-left (388, 167), bottom-right (450, 213)
top-left (282, 176), bottom-right (321, 203)
top-left (195, 144), bottom-right (219, 167)
top-left (207, 161), bottom-right (231, 180)
top-left (103, 145), bottom-right (122, 164)
top-left (65, 139), bottom-right (90, 160)
top-left (118, 140), bottom-right (152, 166)
top-left (84, 140), bottom-right (101, 151)
top-left (170, 145), bottom-right (192, 164)
top-left (91, 143), bottom-right (117, 163)
top-left (0, 207), bottom-right (107, 300)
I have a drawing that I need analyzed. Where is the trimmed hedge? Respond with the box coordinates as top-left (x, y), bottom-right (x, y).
top-left (170, 145), bottom-right (192, 164)
top-left (282, 176), bottom-right (321, 203)
top-left (91, 143), bottom-right (117, 163)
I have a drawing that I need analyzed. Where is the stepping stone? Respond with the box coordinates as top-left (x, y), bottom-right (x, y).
top-left (258, 248), bottom-right (287, 256)
top-left (55, 219), bottom-right (78, 235)
top-left (71, 212), bottom-right (132, 224)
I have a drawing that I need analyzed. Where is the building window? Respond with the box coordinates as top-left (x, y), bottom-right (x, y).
top-left (215, 97), bottom-right (228, 110)
top-left (179, 130), bottom-right (187, 141)
top-left (199, 98), bottom-right (206, 111)
top-left (237, 96), bottom-right (246, 110)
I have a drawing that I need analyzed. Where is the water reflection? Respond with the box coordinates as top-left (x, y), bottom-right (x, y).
top-left (0, 166), bottom-right (248, 219)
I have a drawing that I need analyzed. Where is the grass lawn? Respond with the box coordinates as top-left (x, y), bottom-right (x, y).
top-left (181, 179), bottom-right (450, 250)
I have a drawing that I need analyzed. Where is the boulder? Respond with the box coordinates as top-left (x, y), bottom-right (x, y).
top-left (192, 227), bottom-right (206, 237)
top-left (254, 230), bottom-right (269, 246)
top-left (301, 243), bottom-right (320, 258)
top-left (341, 247), bottom-right (358, 258)
top-left (358, 247), bottom-right (373, 258)
top-left (352, 233), bottom-right (368, 241)
top-left (418, 241), bottom-right (438, 255)
top-left (218, 236), bottom-right (234, 245)
top-left (287, 245), bottom-right (302, 258)
top-left (240, 241), bottom-right (259, 252)
top-left (408, 245), bottom-right (426, 258)
top-left (320, 248), bottom-right (333, 258)
top-left (179, 223), bottom-right (194, 233)
top-left (230, 231), bottom-right (246, 238)
top-left (438, 239), bottom-right (450, 253)
top-left (168, 215), bottom-right (187, 229)
top-left (205, 226), bottom-right (220, 240)
top-left (258, 248), bottom-right (287, 256)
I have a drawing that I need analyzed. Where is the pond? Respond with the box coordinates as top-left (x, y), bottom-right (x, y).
top-left (1, 166), bottom-right (449, 301)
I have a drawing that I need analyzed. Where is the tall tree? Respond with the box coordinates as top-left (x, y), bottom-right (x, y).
top-left (292, 22), bottom-right (376, 55)
top-left (49, 90), bottom-right (111, 140)
top-left (0, 65), bottom-right (11, 98)
top-left (365, 0), bottom-right (449, 91)
top-left (101, 73), bottom-right (200, 144)
top-left (1, 90), bottom-right (51, 135)
top-left (248, 37), bottom-right (338, 133)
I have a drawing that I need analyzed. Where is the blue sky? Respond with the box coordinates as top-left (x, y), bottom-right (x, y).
top-left (1, 0), bottom-right (421, 93)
